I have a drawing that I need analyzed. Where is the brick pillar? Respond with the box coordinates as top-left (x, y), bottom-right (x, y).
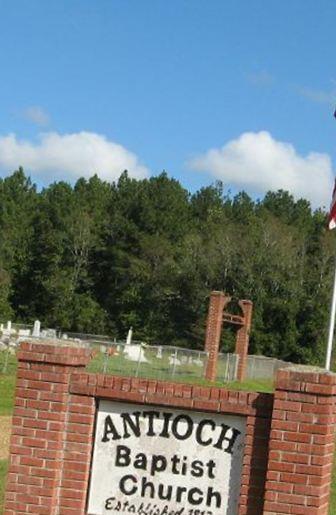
top-left (235, 300), bottom-right (253, 382)
top-left (263, 367), bottom-right (336, 515)
top-left (204, 291), bottom-right (230, 381)
top-left (4, 341), bottom-right (93, 515)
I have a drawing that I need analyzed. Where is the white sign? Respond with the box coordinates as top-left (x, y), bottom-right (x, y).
top-left (87, 401), bottom-right (246, 515)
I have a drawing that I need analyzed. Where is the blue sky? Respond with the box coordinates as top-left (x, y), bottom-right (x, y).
top-left (0, 0), bottom-right (335, 207)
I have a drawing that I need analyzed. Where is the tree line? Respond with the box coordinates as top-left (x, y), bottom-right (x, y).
top-left (0, 168), bottom-right (334, 365)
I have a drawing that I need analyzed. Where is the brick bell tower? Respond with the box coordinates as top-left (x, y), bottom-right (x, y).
top-left (204, 291), bottom-right (253, 382)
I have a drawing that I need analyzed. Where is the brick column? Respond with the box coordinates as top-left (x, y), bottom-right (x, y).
top-left (235, 300), bottom-right (253, 382)
top-left (204, 291), bottom-right (230, 381)
top-left (263, 367), bottom-right (336, 515)
top-left (4, 341), bottom-right (93, 515)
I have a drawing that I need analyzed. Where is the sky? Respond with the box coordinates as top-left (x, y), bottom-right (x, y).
top-left (0, 0), bottom-right (335, 208)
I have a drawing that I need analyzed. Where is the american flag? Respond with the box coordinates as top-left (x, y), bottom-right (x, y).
top-left (328, 178), bottom-right (336, 230)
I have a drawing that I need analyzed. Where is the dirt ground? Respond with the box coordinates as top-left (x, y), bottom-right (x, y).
top-left (0, 417), bottom-right (11, 460)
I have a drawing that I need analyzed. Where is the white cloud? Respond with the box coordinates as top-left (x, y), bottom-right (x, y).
top-left (0, 131), bottom-right (149, 182)
top-left (23, 106), bottom-right (50, 126)
top-left (188, 131), bottom-right (334, 208)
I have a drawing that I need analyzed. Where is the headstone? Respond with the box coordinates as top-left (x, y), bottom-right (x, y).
top-left (32, 320), bottom-right (41, 338)
top-left (44, 328), bottom-right (56, 339)
top-left (156, 346), bottom-right (162, 359)
top-left (87, 401), bottom-right (246, 515)
top-left (6, 321), bottom-right (11, 332)
top-left (193, 353), bottom-right (204, 367)
top-left (18, 329), bottom-right (31, 337)
top-left (126, 327), bottom-right (133, 346)
top-left (169, 354), bottom-right (181, 366)
top-left (124, 344), bottom-right (148, 363)
top-left (40, 329), bottom-right (56, 339)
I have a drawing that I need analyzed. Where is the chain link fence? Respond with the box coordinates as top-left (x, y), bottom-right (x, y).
top-left (217, 353), bottom-right (239, 382)
top-left (87, 344), bottom-right (293, 383)
top-left (0, 319), bottom-right (293, 382)
top-left (246, 355), bottom-right (293, 380)
top-left (87, 343), bottom-right (215, 383)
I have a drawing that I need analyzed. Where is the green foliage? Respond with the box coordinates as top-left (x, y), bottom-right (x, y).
top-left (0, 168), bottom-right (334, 365)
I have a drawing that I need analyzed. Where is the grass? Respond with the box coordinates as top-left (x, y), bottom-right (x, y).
top-left (0, 353), bottom-right (16, 416)
top-left (0, 373), bottom-right (16, 417)
top-left (0, 352), bottom-right (15, 513)
top-left (330, 454), bottom-right (336, 514)
top-left (223, 378), bottom-right (274, 393)
top-left (0, 460), bottom-right (8, 514)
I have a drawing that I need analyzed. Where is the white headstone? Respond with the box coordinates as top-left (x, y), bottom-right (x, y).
top-left (32, 320), bottom-right (41, 338)
top-left (169, 354), bottom-right (181, 366)
top-left (6, 321), bottom-right (11, 331)
top-left (18, 329), bottom-right (31, 337)
top-left (124, 344), bottom-right (148, 363)
top-left (45, 328), bottom-right (56, 339)
top-left (156, 346), bottom-right (162, 359)
top-left (88, 401), bottom-right (246, 515)
top-left (126, 327), bottom-right (133, 346)
top-left (193, 353), bottom-right (204, 367)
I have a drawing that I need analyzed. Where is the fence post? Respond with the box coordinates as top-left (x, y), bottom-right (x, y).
top-left (2, 345), bottom-right (9, 373)
top-left (103, 347), bottom-right (108, 374)
top-left (171, 348), bottom-right (178, 378)
top-left (223, 353), bottom-right (229, 382)
top-left (135, 345), bottom-right (142, 377)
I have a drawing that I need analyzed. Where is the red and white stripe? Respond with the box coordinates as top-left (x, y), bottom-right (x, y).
top-left (328, 178), bottom-right (336, 230)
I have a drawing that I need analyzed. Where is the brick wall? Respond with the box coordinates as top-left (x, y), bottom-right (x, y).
top-left (264, 368), bottom-right (336, 514)
top-left (4, 342), bottom-right (336, 515)
top-left (4, 342), bottom-right (92, 515)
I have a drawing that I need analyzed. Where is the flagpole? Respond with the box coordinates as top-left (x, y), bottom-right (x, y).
top-left (325, 112), bottom-right (336, 370)
top-left (325, 258), bottom-right (336, 370)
